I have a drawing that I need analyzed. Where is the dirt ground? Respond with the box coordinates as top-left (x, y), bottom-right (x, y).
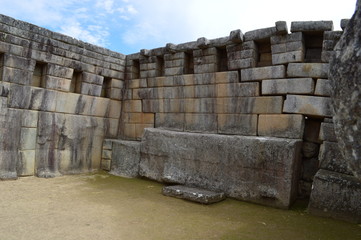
top-left (0, 172), bottom-right (360, 240)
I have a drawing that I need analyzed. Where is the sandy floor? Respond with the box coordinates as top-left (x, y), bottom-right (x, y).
top-left (0, 172), bottom-right (360, 240)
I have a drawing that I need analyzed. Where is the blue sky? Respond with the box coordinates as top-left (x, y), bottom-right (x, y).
top-left (0, 0), bottom-right (357, 55)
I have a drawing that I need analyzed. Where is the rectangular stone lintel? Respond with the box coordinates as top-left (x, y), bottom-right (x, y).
top-left (291, 21), bottom-right (333, 32)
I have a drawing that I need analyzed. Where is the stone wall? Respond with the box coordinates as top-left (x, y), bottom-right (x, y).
top-left (104, 20), bottom-right (360, 220)
top-left (0, 13), bottom-right (359, 222)
top-left (0, 14), bottom-right (125, 178)
top-left (108, 20), bottom-right (341, 199)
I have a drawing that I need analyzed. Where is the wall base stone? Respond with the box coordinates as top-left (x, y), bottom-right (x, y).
top-left (309, 169), bottom-right (361, 223)
top-left (109, 140), bottom-right (140, 178)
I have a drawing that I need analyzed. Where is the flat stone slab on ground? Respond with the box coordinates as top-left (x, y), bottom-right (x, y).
top-left (162, 185), bottom-right (226, 204)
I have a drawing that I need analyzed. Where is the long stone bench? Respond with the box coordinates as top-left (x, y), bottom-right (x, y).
top-left (107, 128), bottom-right (303, 209)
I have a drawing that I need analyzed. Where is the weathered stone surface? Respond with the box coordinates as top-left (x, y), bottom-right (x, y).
top-left (1, 67), bottom-right (32, 85)
top-left (287, 63), bottom-right (329, 78)
top-left (314, 79), bottom-right (331, 96)
top-left (101, 159), bottom-right (111, 170)
top-left (105, 118), bottom-right (119, 138)
top-left (309, 169), bottom-right (361, 223)
top-left (301, 157), bottom-right (319, 182)
top-left (217, 114), bottom-right (257, 136)
top-left (55, 92), bottom-right (80, 114)
top-left (3, 54), bottom-right (35, 71)
top-left (162, 185), bottom-right (226, 204)
top-left (140, 128), bottom-right (302, 209)
top-left (319, 141), bottom-right (353, 175)
top-left (290, 21), bottom-right (333, 32)
top-left (271, 32), bottom-right (303, 44)
top-left (262, 78), bottom-right (314, 95)
top-left (271, 41), bottom-right (304, 54)
top-left (102, 149), bottom-right (112, 159)
top-left (217, 82), bottom-right (259, 97)
top-left (8, 84), bottom-right (31, 109)
top-left (276, 21), bottom-right (288, 34)
top-left (216, 96), bottom-right (283, 114)
top-left (244, 26), bottom-right (277, 41)
top-left (44, 76), bottom-right (71, 92)
top-left (0, 104), bottom-right (22, 179)
top-left (184, 113), bottom-right (217, 133)
top-left (109, 140), bottom-right (140, 178)
top-left (258, 114), bottom-right (305, 139)
top-left (20, 128), bottom-right (37, 150)
top-left (215, 71), bottom-right (239, 84)
top-left (0, 14), bottom-right (125, 180)
top-left (304, 119), bottom-right (322, 144)
top-left (298, 180), bottom-right (312, 198)
top-left (283, 95), bottom-right (333, 117)
top-left (155, 113), bottom-right (184, 131)
top-left (35, 112), bottom-right (64, 178)
top-left (123, 100), bottom-right (142, 113)
top-left (21, 110), bottom-right (38, 128)
top-left (46, 64), bottom-right (74, 79)
top-left (36, 112), bottom-right (104, 177)
top-left (229, 29), bottom-right (243, 43)
top-left (102, 139), bottom-right (113, 150)
top-left (241, 65), bottom-right (285, 81)
top-left (340, 19), bottom-right (350, 30)
top-left (107, 100), bottom-right (122, 119)
top-left (329, 2), bottom-right (361, 180)
top-left (0, 82), bottom-right (10, 97)
top-left (29, 88), bottom-right (57, 112)
top-left (302, 142), bottom-right (319, 158)
top-left (17, 150), bottom-right (35, 176)
top-left (80, 82), bottom-right (102, 96)
top-left (319, 122), bottom-right (337, 142)
top-left (272, 51), bottom-right (304, 65)
top-left (196, 37), bottom-right (210, 49)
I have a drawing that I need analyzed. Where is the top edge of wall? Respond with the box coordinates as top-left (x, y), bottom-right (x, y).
top-left (0, 14), bottom-right (126, 59)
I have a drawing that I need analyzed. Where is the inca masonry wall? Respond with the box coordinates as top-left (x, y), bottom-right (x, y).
top-left (0, 14), bottom-right (125, 178)
top-left (0, 14), bottom-right (360, 222)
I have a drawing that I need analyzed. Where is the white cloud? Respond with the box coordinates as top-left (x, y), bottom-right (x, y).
top-left (120, 15), bottom-right (131, 21)
top-left (59, 21), bottom-right (109, 46)
top-left (96, 0), bottom-right (115, 14)
top-left (122, 21), bottom-right (160, 45)
top-left (127, 5), bottom-right (138, 14)
top-left (120, 0), bottom-right (356, 51)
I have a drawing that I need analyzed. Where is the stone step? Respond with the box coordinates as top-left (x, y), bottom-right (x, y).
top-left (162, 185), bottom-right (226, 204)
